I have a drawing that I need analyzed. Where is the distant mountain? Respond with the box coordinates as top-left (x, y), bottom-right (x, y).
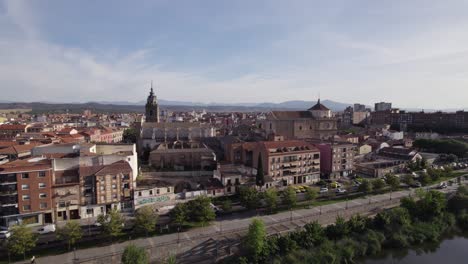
top-left (93, 99), bottom-right (353, 111)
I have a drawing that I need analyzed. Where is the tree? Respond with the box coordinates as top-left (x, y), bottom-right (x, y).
top-left (220, 200), bottom-right (232, 212)
top-left (121, 244), bottom-right (149, 264)
top-left (419, 173), bottom-right (432, 186)
top-left (135, 206), bottom-right (158, 236)
top-left (282, 186), bottom-right (297, 209)
top-left (57, 220), bottom-right (83, 251)
top-left (97, 208), bottom-right (124, 240)
top-left (186, 195), bottom-right (215, 225)
top-left (264, 188), bottom-right (278, 213)
top-left (372, 179), bottom-right (386, 191)
top-left (171, 203), bottom-right (187, 226)
top-left (305, 187), bottom-right (318, 204)
top-left (239, 186), bottom-right (261, 210)
top-left (256, 153), bottom-right (265, 187)
top-left (301, 221), bottom-right (325, 248)
top-left (358, 179), bottom-right (373, 194)
top-left (244, 219), bottom-right (267, 263)
top-left (325, 216), bottom-right (349, 242)
top-left (402, 174), bottom-right (416, 186)
top-left (123, 128), bottom-right (138, 143)
top-left (7, 223), bottom-right (37, 260)
top-left (385, 174), bottom-right (400, 191)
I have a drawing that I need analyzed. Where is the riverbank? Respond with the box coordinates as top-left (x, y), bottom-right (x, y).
top-left (227, 186), bottom-right (468, 264)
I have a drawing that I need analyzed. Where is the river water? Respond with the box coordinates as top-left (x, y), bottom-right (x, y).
top-left (363, 234), bottom-right (468, 264)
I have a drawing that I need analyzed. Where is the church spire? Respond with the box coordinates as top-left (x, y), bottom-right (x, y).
top-left (150, 80), bottom-right (154, 95)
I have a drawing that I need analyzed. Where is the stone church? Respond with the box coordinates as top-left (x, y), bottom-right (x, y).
top-left (138, 85), bottom-right (215, 152)
top-left (261, 99), bottom-right (338, 140)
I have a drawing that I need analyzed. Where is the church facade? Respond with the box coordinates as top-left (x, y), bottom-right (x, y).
top-left (261, 99), bottom-right (338, 140)
top-left (138, 86), bottom-right (216, 153)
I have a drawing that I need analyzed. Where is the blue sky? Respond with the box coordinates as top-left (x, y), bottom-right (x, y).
top-left (1, 0), bottom-right (468, 109)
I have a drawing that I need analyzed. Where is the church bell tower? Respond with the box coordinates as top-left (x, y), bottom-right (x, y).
top-left (145, 81), bottom-right (160, 123)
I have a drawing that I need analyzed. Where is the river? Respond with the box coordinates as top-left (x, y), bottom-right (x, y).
top-left (363, 234), bottom-right (468, 264)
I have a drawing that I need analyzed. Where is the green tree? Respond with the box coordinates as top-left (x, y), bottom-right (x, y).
top-left (301, 221), bottom-right (325, 248)
top-left (385, 174), bottom-right (400, 190)
top-left (282, 186), bottom-right (297, 209)
top-left (325, 216), bottom-right (349, 242)
top-left (358, 179), bottom-right (373, 194)
top-left (97, 208), bottom-right (124, 240)
top-left (220, 200), bottom-right (232, 212)
top-left (244, 219), bottom-right (267, 263)
top-left (123, 128), bottom-right (138, 143)
top-left (256, 153), bottom-right (265, 187)
top-left (135, 206), bottom-right (158, 236)
top-left (186, 195), bottom-right (216, 225)
top-left (171, 203), bottom-right (187, 226)
top-left (239, 186), bottom-right (261, 210)
top-left (57, 221), bottom-right (83, 251)
top-left (419, 173), bottom-right (432, 186)
top-left (305, 187), bottom-right (318, 205)
top-left (402, 174), bottom-right (416, 186)
top-left (264, 188), bottom-right (279, 213)
top-left (7, 223), bottom-right (37, 260)
top-left (121, 244), bottom-right (149, 264)
top-left (372, 179), bottom-right (386, 191)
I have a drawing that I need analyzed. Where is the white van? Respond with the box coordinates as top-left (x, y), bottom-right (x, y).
top-left (37, 224), bottom-right (56, 235)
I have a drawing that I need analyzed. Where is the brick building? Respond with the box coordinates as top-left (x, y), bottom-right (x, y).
top-left (0, 157), bottom-right (54, 228)
top-left (226, 140), bottom-right (321, 187)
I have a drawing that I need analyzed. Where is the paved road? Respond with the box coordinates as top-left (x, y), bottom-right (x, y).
top-left (13, 179), bottom-right (465, 264)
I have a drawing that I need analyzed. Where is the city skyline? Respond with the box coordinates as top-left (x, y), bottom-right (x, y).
top-left (2, 0), bottom-right (468, 108)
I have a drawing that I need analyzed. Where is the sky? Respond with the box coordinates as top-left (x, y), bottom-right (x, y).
top-left (1, 0), bottom-right (468, 109)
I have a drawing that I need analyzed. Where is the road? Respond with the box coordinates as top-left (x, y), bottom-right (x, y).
top-left (13, 179), bottom-right (465, 264)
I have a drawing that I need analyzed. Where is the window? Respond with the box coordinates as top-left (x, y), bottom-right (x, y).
top-left (149, 190), bottom-right (153, 195)
top-left (39, 193), bottom-right (47, 199)
top-left (23, 205), bottom-right (31, 211)
top-left (22, 195), bottom-right (30, 201)
top-left (112, 175), bottom-right (117, 180)
top-left (86, 209), bottom-right (93, 215)
top-left (38, 183), bottom-right (46, 188)
top-left (21, 173), bottom-right (29, 179)
top-left (100, 186), bottom-right (105, 191)
top-left (156, 189), bottom-right (160, 194)
top-left (112, 194), bottom-right (117, 199)
top-left (40, 202), bottom-right (47, 209)
top-left (21, 184), bottom-right (29, 190)
top-left (101, 196), bottom-right (105, 202)
top-left (138, 191), bottom-right (142, 197)
top-left (38, 171), bottom-right (46, 177)
top-left (112, 184), bottom-right (117, 189)
top-left (167, 188), bottom-right (170, 193)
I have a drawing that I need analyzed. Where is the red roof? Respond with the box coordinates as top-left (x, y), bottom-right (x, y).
top-left (0, 124), bottom-right (27, 130)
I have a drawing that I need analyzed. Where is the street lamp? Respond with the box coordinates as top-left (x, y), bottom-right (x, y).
top-left (345, 199), bottom-right (348, 210)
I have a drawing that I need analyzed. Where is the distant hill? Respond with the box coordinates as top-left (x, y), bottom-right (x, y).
top-left (1, 100), bottom-right (463, 114)
top-left (0, 99), bottom-right (356, 114)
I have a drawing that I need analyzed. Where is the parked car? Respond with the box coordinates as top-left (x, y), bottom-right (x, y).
top-left (336, 188), bottom-right (346, 194)
top-left (37, 224), bottom-right (56, 235)
top-left (411, 182), bottom-right (422, 188)
top-left (0, 230), bottom-right (11, 239)
top-left (319, 187), bottom-right (329, 193)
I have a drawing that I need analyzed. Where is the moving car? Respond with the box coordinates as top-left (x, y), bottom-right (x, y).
top-left (336, 188), bottom-right (347, 194)
top-left (437, 182), bottom-right (448, 189)
top-left (0, 230), bottom-right (11, 239)
top-left (319, 187), bottom-right (329, 193)
top-left (37, 224), bottom-right (56, 235)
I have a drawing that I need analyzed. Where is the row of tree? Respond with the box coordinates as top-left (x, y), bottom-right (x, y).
top-left (235, 187), bottom-right (468, 264)
top-left (238, 185), bottom-right (317, 212)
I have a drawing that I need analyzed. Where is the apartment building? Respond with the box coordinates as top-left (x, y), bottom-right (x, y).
top-left (315, 142), bottom-right (356, 179)
top-left (0, 157), bottom-right (54, 228)
top-left (226, 140), bottom-right (321, 187)
top-left (79, 161), bottom-right (133, 218)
